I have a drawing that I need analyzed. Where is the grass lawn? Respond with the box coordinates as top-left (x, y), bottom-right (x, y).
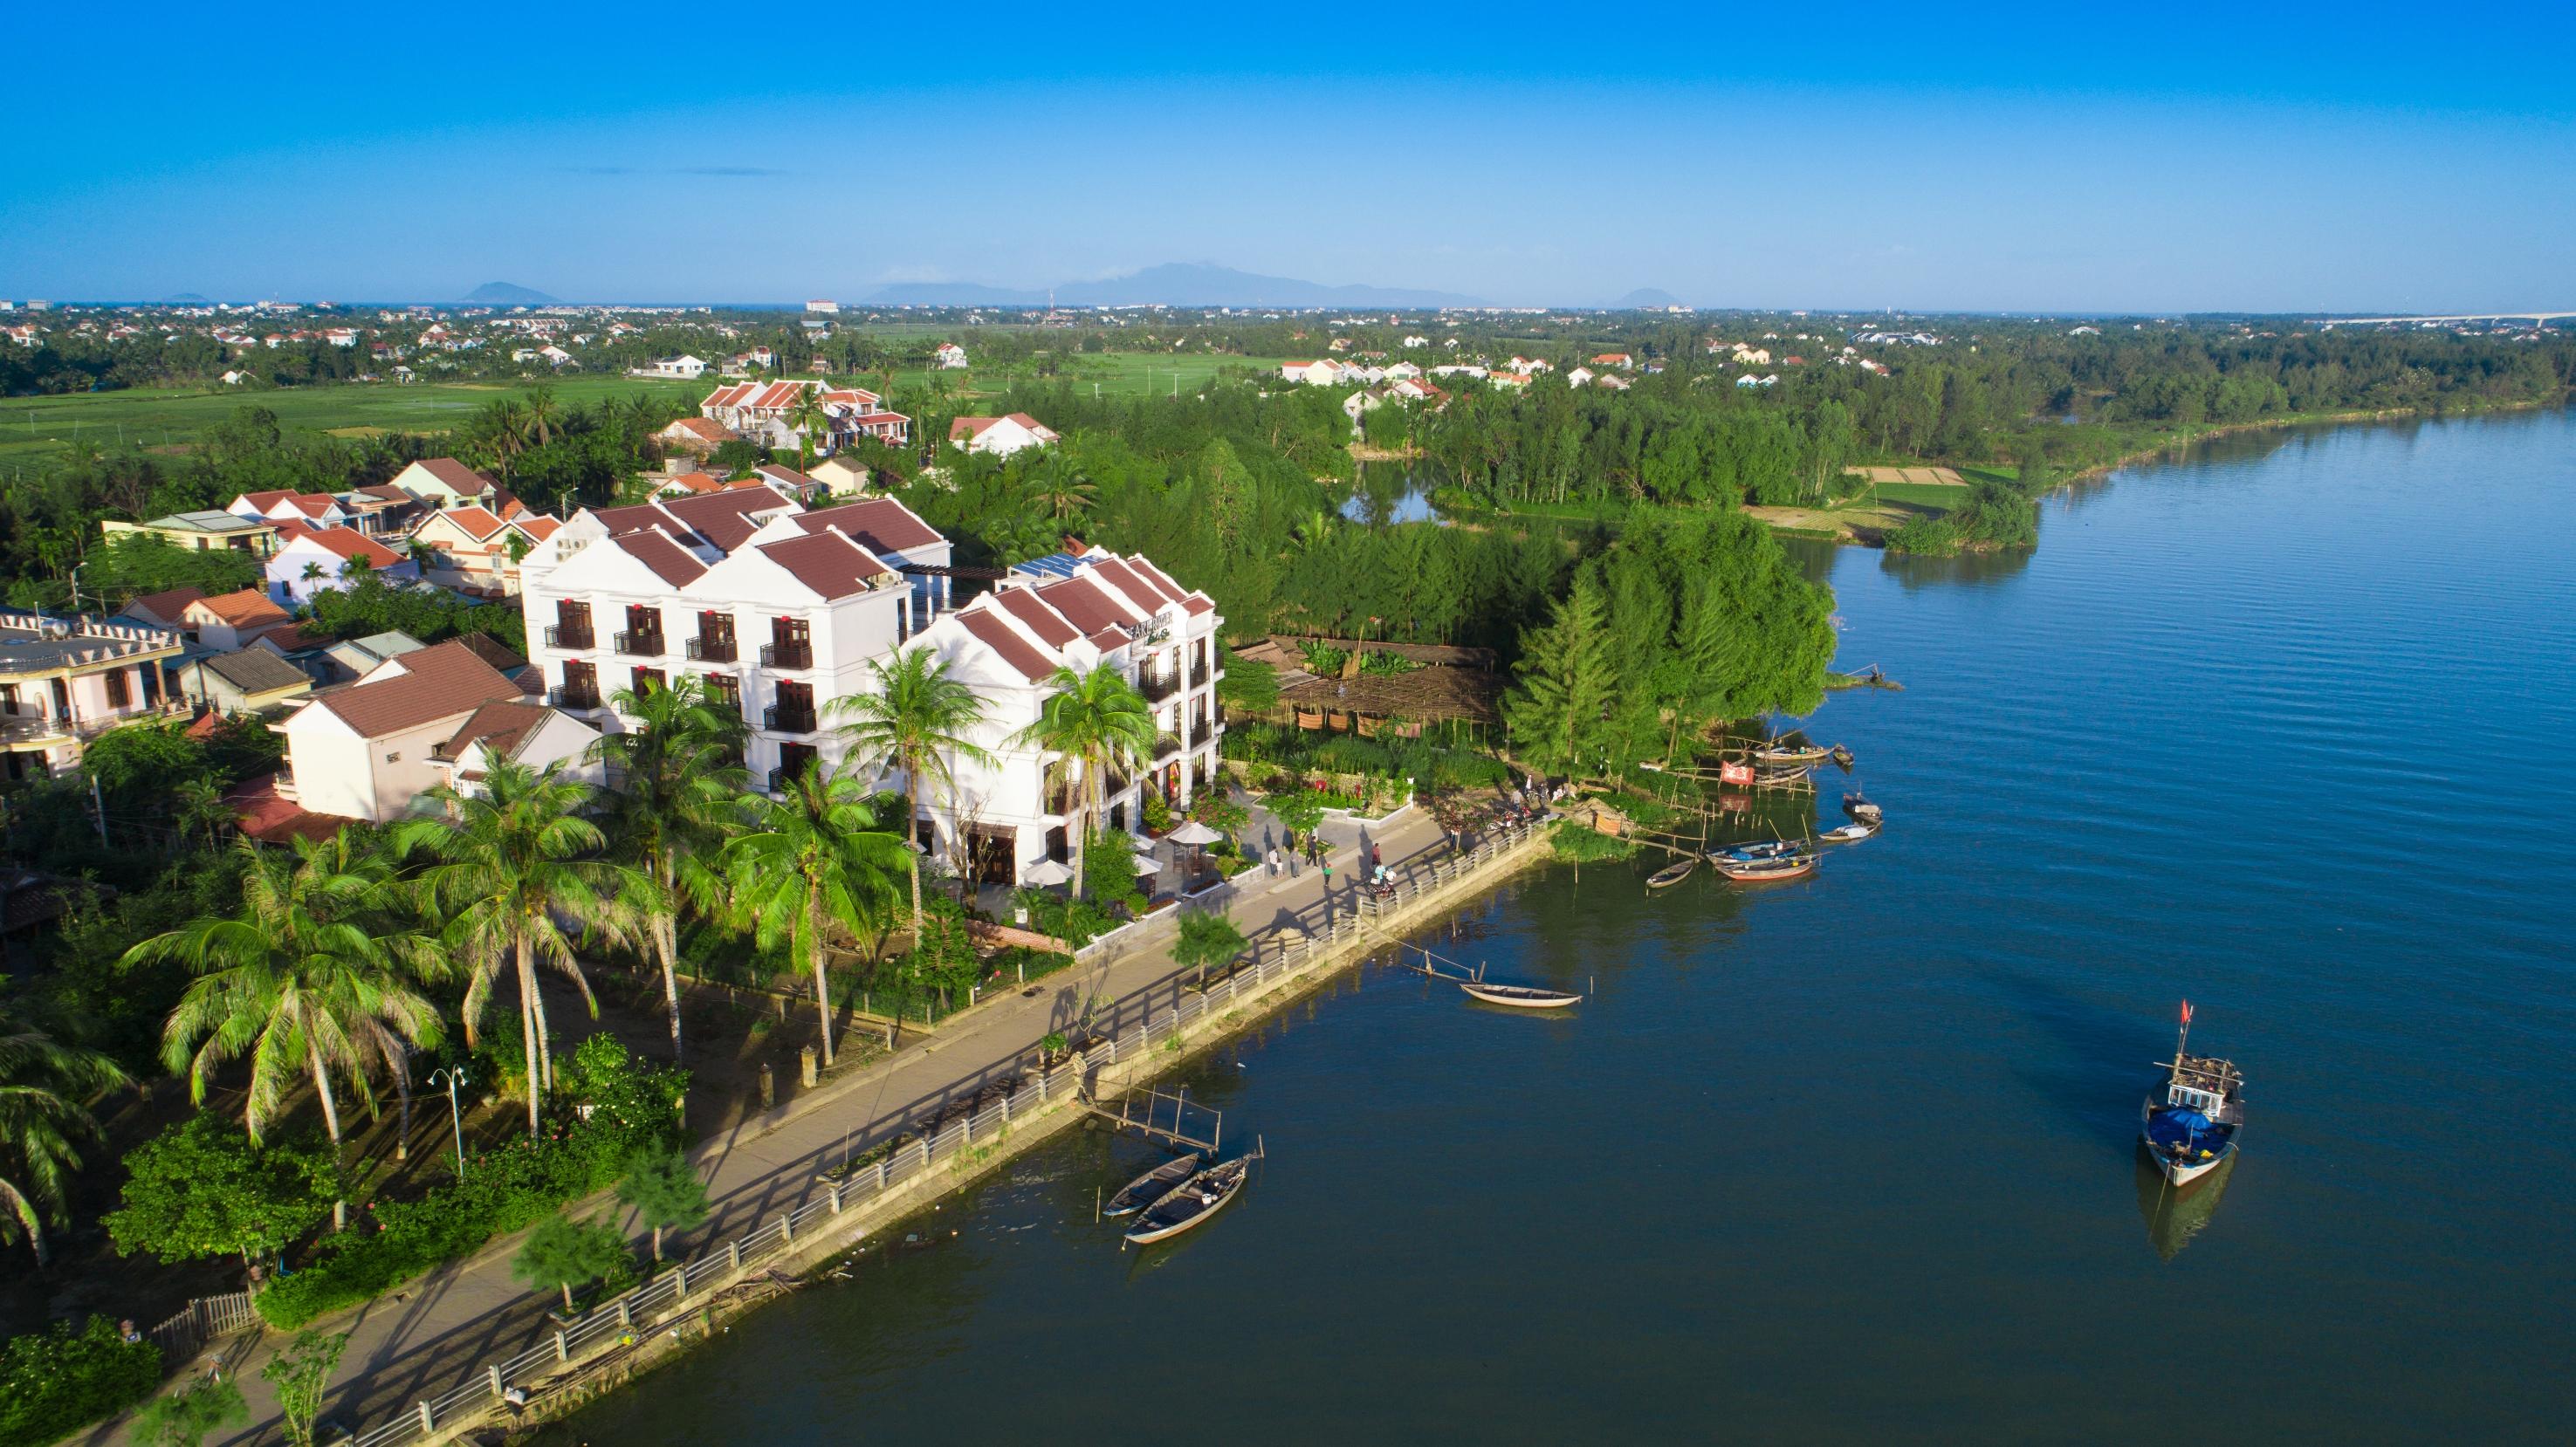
top-left (876, 353), bottom-right (1295, 403)
top-left (0, 374), bottom-right (704, 477)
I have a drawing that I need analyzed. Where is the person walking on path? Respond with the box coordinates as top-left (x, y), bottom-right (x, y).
top-left (1266, 844), bottom-right (1282, 878)
top-left (1306, 833), bottom-right (1324, 869)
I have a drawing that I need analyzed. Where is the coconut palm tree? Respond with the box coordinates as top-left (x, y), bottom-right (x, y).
top-left (395, 760), bottom-right (638, 1136)
top-left (831, 651), bottom-right (991, 943)
top-left (721, 771), bottom-right (907, 1067)
top-left (522, 387), bottom-right (561, 448)
top-left (1026, 457), bottom-right (1096, 523)
top-left (0, 998), bottom-right (129, 1265)
top-left (1013, 662), bottom-right (1157, 897)
top-left (593, 676), bottom-right (749, 1064)
top-left (785, 385), bottom-right (828, 472)
top-left (134, 835), bottom-right (441, 1230)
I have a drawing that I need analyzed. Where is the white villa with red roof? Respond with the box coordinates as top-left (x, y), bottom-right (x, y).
top-left (947, 414), bottom-right (1059, 457)
top-left (387, 457), bottom-right (505, 512)
top-left (516, 489), bottom-right (957, 791)
top-left (407, 505), bottom-right (564, 596)
top-left (898, 545), bottom-right (1222, 887)
top-left (699, 380), bottom-right (910, 453)
top-left (228, 490), bottom-right (352, 531)
top-left (265, 525), bottom-right (420, 605)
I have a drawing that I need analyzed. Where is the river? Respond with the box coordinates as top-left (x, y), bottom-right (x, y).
top-left (543, 410), bottom-right (2576, 1444)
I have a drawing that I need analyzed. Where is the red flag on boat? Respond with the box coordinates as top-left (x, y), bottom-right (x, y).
top-left (2181, 1000), bottom-right (2193, 1025)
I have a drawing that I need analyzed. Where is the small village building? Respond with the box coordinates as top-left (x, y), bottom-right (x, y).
top-left (933, 343), bottom-right (969, 369)
top-left (388, 457), bottom-right (505, 512)
top-left (179, 588), bottom-right (294, 650)
top-left (0, 611), bottom-right (183, 781)
top-left (273, 640), bottom-right (545, 823)
top-left (100, 511), bottom-right (278, 555)
top-left (265, 525), bottom-right (419, 605)
top-left (948, 414), bottom-right (1060, 457)
top-left (177, 647), bottom-right (313, 715)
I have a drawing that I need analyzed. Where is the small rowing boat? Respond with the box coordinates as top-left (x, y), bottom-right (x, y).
top-left (1843, 792), bottom-right (1883, 825)
top-left (1103, 1151), bottom-right (1203, 1218)
top-left (1459, 979), bottom-right (1584, 1009)
top-left (1646, 858), bottom-right (1697, 889)
top-left (1753, 744), bottom-right (1832, 765)
top-left (1123, 1156), bottom-right (1252, 1245)
top-left (1714, 853), bottom-right (1817, 882)
top-left (1819, 821), bottom-right (1875, 844)
top-left (1830, 744), bottom-right (1855, 768)
top-left (1713, 838), bottom-right (1803, 862)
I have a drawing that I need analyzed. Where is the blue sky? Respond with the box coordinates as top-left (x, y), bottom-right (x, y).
top-left (4, 2), bottom-right (2570, 312)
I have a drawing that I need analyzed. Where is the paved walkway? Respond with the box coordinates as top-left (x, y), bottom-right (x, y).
top-left (175, 803), bottom-right (1472, 1447)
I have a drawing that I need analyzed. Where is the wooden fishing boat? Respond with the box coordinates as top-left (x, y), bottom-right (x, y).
top-left (1645, 858), bottom-right (1697, 889)
top-left (1843, 792), bottom-right (1883, 825)
top-left (1830, 744), bottom-right (1855, 768)
top-left (1714, 853), bottom-right (1818, 882)
top-left (1123, 1156), bottom-right (1251, 1245)
top-left (2140, 1002), bottom-right (2245, 1188)
top-left (1753, 743), bottom-right (1832, 765)
top-left (1712, 838), bottom-right (1803, 862)
top-left (1818, 822), bottom-right (1875, 844)
top-left (1459, 979), bottom-right (1584, 1009)
top-left (1103, 1151), bottom-right (1203, 1218)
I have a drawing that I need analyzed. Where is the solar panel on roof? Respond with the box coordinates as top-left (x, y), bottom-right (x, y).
top-left (1010, 552), bottom-right (1085, 579)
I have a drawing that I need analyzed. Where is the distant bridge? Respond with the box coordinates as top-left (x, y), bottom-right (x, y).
top-left (2313, 312), bottom-right (2573, 327)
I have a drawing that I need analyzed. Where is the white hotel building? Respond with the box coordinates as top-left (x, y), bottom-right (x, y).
top-left (515, 490), bottom-right (1222, 888)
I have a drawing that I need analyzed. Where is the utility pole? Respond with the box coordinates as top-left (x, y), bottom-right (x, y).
top-left (88, 774), bottom-right (108, 845)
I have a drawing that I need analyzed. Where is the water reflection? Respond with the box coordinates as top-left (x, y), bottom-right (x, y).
top-left (2134, 1148), bottom-right (2237, 1262)
top-left (1877, 545), bottom-right (2035, 592)
top-left (1341, 465), bottom-right (1444, 525)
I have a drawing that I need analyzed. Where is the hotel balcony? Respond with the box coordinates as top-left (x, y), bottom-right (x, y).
top-left (764, 703), bottom-right (818, 734)
top-left (548, 685), bottom-right (602, 711)
top-left (761, 641), bottom-right (814, 669)
top-left (613, 630), bottom-right (664, 657)
top-left (686, 635), bottom-right (738, 663)
top-left (1190, 661), bottom-right (1211, 690)
top-left (1152, 731), bottom-right (1182, 762)
top-left (1139, 669), bottom-right (1181, 703)
top-left (544, 623), bottom-right (594, 650)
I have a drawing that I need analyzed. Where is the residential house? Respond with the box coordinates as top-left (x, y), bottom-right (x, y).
top-left (1383, 361), bottom-right (1424, 381)
top-left (1591, 352), bottom-right (1635, 369)
top-left (388, 457), bottom-right (503, 512)
top-left (1387, 377), bottom-right (1450, 406)
top-left (176, 647), bottom-right (313, 715)
top-left (1488, 371), bottom-right (1533, 389)
top-left (273, 640), bottom-right (546, 823)
top-left (809, 456), bottom-right (870, 495)
top-left (116, 586), bottom-right (208, 631)
top-left (429, 700), bottom-right (604, 802)
top-left (933, 343), bottom-right (969, 369)
top-left (516, 490), bottom-right (954, 790)
top-left (228, 490), bottom-right (352, 531)
top-left (1565, 367), bottom-right (1596, 388)
top-left (179, 588), bottom-right (293, 649)
top-left (657, 416), bottom-right (732, 456)
top-left (1342, 388), bottom-right (1387, 425)
top-left (340, 483), bottom-right (426, 536)
top-left (0, 611), bottom-right (184, 781)
top-left (1279, 360), bottom-right (1342, 386)
top-left (1400, 334), bottom-right (1431, 348)
top-left (265, 525), bottom-right (419, 605)
top-left (635, 355), bottom-right (707, 379)
top-left (948, 414), bottom-right (1059, 457)
top-left (897, 545), bottom-right (1223, 888)
top-left (699, 381), bottom-right (910, 452)
top-left (407, 505), bottom-right (562, 596)
top-left (100, 511), bottom-right (278, 555)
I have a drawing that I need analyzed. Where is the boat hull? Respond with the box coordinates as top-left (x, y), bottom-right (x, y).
top-left (1123, 1162), bottom-right (1248, 1245)
top-left (1716, 857), bottom-right (1817, 882)
top-left (2140, 1096), bottom-right (2241, 1185)
top-left (1460, 982), bottom-right (1582, 1009)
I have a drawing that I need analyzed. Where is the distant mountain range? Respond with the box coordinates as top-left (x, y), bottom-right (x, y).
top-left (464, 281), bottom-right (560, 306)
top-left (865, 263), bottom-right (1484, 310)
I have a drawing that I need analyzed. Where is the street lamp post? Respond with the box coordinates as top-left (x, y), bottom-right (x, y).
top-left (429, 1066), bottom-right (471, 1175)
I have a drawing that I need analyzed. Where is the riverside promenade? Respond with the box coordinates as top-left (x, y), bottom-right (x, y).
top-left (166, 800), bottom-right (1517, 1447)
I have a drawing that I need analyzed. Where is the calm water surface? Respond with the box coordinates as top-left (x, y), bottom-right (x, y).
top-left (552, 413), bottom-right (2576, 1444)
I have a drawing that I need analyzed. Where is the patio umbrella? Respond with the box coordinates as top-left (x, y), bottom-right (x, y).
top-left (1131, 839), bottom-right (1164, 871)
top-left (1164, 820), bottom-right (1224, 884)
top-left (1023, 858), bottom-right (1074, 888)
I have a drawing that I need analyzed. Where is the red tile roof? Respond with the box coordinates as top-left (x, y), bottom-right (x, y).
top-left (438, 699), bottom-right (551, 764)
top-left (438, 505), bottom-right (508, 539)
top-left (122, 586), bottom-right (208, 625)
top-left (664, 416), bottom-right (730, 442)
top-left (790, 497), bottom-right (942, 556)
top-left (657, 488), bottom-right (795, 553)
top-left (990, 586), bottom-right (1078, 649)
top-left (608, 529), bottom-right (709, 587)
top-left (756, 532), bottom-right (886, 600)
top-left (290, 526), bottom-right (406, 569)
top-left (1084, 557), bottom-right (1171, 614)
top-left (191, 587), bottom-right (292, 627)
top-left (405, 458), bottom-right (495, 497)
top-left (1032, 575), bottom-right (1136, 635)
top-left (300, 640), bottom-right (524, 738)
top-left (956, 607), bottom-right (1055, 684)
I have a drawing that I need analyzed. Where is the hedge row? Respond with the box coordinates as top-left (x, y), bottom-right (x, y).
top-left (257, 1039), bottom-right (684, 1330)
top-left (0, 1314), bottom-right (161, 1447)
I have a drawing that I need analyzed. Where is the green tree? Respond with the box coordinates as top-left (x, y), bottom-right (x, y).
top-left (1502, 573), bottom-right (1620, 777)
top-left (0, 1315), bottom-right (161, 1447)
top-left (259, 1329), bottom-right (348, 1447)
top-left (785, 384), bottom-right (828, 471)
top-left (396, 760), bottom-right (638, 1137)
top-left (0, 998), bottom-right (130, 1265)
top-left (104, 1114), bottom-right (338, 1266)
top-left (512, 1212), bottom-right (629, 1312)
top-left (1171, 908), bottom-right (1248, 988)
top-left (615, 1146), bottom-right (710, 1260)
top-left (721, 771), bottom-right (908, 1067)
top-left (131, 835), bottom-right (441, 1231)
top-left (831, 650), bottom-right (992, 943)
top-left (131, 1375), bottom-right (248, 1447)
top-left (1013, 662), bottom-right (1156, 897)
top-left (593, 675), bottom-right (748, 1064)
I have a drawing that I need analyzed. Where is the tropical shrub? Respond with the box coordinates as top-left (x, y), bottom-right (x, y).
top-left (0, 1315), bottom-right (161, 1447)
top-left (253, 1039), bottom-right (683, 1328)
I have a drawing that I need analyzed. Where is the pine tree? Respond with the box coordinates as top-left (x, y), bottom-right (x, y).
top-left (1503, 575), bottom-right (1619, 777)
